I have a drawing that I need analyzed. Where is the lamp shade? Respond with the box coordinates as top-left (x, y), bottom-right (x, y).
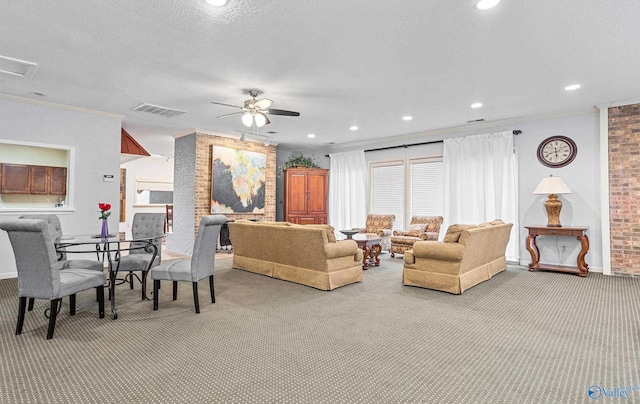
top-left (533, 175), bottom-right (572, 195)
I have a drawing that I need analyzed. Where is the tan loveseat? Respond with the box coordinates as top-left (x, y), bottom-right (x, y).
top-left (402, 221), bottom-right (513, 294)
top-left (228, 220), bottom-right (363, 291)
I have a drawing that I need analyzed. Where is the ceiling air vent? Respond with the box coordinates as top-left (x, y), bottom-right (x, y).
top-left (132, 103), bottom-right (186, 118)
top-left (0, 55), bottom-right (38, 78)
top-left (466, 118), bottom-right (485, 123)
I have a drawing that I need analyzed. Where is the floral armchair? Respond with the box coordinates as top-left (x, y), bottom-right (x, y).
top-left (390, 216), bottom-right (443, 257)
top-left (354, 214), bottom-right (396, 251)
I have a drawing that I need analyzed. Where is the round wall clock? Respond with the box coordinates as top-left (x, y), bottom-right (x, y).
top-left (536, 135), bottom-right (577, 168)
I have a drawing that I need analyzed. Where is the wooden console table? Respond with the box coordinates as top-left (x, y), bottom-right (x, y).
top-left (525, 226), bottom-right (589, 277)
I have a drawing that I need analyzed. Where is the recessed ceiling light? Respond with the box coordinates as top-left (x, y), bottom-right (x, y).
top-left (402, 116), bottom-right (413, 121)
top-left (307, 133), bottom-right (316, 138)
top-left (206, 0), bottom-right (227, 6)
top-left (349, 125), bottom-right (359, 131)
top-left (564, 84), bottom-right (581, 91)
top-left (475, 0), bottom-right (500, 10)
top-left (471, 102), bottom-right (483, 109)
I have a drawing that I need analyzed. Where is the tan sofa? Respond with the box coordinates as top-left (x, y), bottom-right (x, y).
top-left (228, 220), bottom-right (363, 291)
top-left (402, 221), bottom-right (513, 294)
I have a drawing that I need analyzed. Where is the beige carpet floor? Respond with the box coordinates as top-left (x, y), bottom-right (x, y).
top-left (1, 256), bottom-right (639, 403)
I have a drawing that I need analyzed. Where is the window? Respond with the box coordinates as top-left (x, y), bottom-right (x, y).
top-left (369, 157), bottom-right (444, 231)
top-left (134, 179), bottom-right (173, 206)
top-left (409, 158), bottom-right (443, 217)
top-left (370, 160), bottom-right (404, 230)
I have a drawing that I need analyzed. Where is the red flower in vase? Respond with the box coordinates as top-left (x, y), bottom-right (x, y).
top-left (98, 203), bottom-right (112, 220)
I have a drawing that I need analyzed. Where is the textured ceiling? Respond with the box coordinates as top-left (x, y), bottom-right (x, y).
top-left (1, 1), bottom-right (639, 153)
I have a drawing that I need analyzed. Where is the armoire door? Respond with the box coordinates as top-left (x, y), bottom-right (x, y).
top-left (285, 171), bottom-right (309, 215)
top-left (307, 171), bottom-right (328, 216)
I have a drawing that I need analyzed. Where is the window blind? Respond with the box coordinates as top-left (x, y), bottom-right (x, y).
top-left (410, 159), bottom-right (443, 217)
top-left (370, 161), bottom-right (404, 230)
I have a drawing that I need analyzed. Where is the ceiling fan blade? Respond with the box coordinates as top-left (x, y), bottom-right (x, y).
top-left (254, 98), bottom-right (273, 109)
top-left (210, 101), bottom-right (243, 109)
top-left (266, 108), bottom-right (300, 117)
top-left (217, 111), bottom-right (243, 118)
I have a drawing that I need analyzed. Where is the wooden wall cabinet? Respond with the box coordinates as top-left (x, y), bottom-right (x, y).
top-left (284, 168), bottom-right (329, 225)
top-left (0, 163), bottom-right (67, 195)
top-left (48, 166), bottom-right (67, 195)
top-left (1, 164), bottom-right (30, 194)
top-left (29, 165), bottom-right (50, 194)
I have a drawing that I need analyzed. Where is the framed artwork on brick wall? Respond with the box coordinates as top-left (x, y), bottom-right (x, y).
top-left (211, 145), bottom-right (266, 214)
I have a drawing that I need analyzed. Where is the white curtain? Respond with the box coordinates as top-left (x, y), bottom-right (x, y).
top-left (329, 150), bottom-right (368, 233)
top-left (443, 131), bottom-right (519, 261)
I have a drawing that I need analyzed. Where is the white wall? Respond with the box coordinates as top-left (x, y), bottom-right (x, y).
top-left (0, 96), bottom-right (121, 278)
top-left (292, 110), bottom-right (602, 271)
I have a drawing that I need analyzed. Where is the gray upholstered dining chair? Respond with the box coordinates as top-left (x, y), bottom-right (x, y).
top-left (0, 219), bottom-right (106, 339)
top-left (151, 215), bottom-right (226, 313)
top-left (19, 214), bottom-right (105, 311)
top-left (19, 214), bottom-right (104, 269)
top-left (117, 212), bottom-right (165, 300)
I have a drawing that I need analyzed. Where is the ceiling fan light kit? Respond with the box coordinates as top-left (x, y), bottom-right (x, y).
top-left (211, 89), bottom-right (300, 128)
top-left (241, 112), bottom-right (253, 127)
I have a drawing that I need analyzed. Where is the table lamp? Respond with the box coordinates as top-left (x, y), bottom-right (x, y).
top-left (533, 175), bottom-right (572, 227)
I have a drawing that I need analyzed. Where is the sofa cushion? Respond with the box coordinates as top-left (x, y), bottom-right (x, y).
top-left (305, 224), bottom-right (337, 242)
top-left (259, 221), bottom-right (291, 226)
top-left (404, 223), bottom-right (427, 237)
top-left (443, 224), bottom-right (477, 243)
top-left (478, 219), bottom-right (505, 227)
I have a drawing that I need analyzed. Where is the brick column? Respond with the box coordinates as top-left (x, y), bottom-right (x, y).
top-left (608, 103), bottom-right (640, 275)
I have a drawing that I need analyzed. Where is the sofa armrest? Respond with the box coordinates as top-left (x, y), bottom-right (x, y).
top-left (325, 240), bottom-right (358, 259)
top-left (393, 230), bottom-right (406, 236)
top-left (377, 229), bottom-right (394, 237)
top-left (352, 227), bottom-right (366, 233)
top-left (412, 241), bottom-right (464, 262)
top-left (403, 250), bottom-right (415, 264)
top-left (419, 232), bottom-right (439, 241)
top-left (355, 248), bottom-right (363, 262)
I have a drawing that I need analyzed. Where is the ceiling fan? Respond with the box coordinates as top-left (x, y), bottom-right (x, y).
top-left (210, 89), bottom-right (300, 128)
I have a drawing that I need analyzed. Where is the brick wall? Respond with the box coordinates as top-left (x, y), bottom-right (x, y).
top-left (167, 132), bottom-right (276, 255)
top-left (608, 103), bottom-right (640, 275)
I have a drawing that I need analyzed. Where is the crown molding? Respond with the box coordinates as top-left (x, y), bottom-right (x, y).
top-left (0, 93), bottom-right (123, 120)
top-left (317, 107), bottom-right (598, 154)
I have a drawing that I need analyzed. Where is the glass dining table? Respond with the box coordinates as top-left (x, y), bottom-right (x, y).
top-left (55, 233), bottom-right (164, 319)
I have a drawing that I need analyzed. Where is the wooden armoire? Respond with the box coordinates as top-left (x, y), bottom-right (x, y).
top-left (284, 168), bottom-right (329, 224)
